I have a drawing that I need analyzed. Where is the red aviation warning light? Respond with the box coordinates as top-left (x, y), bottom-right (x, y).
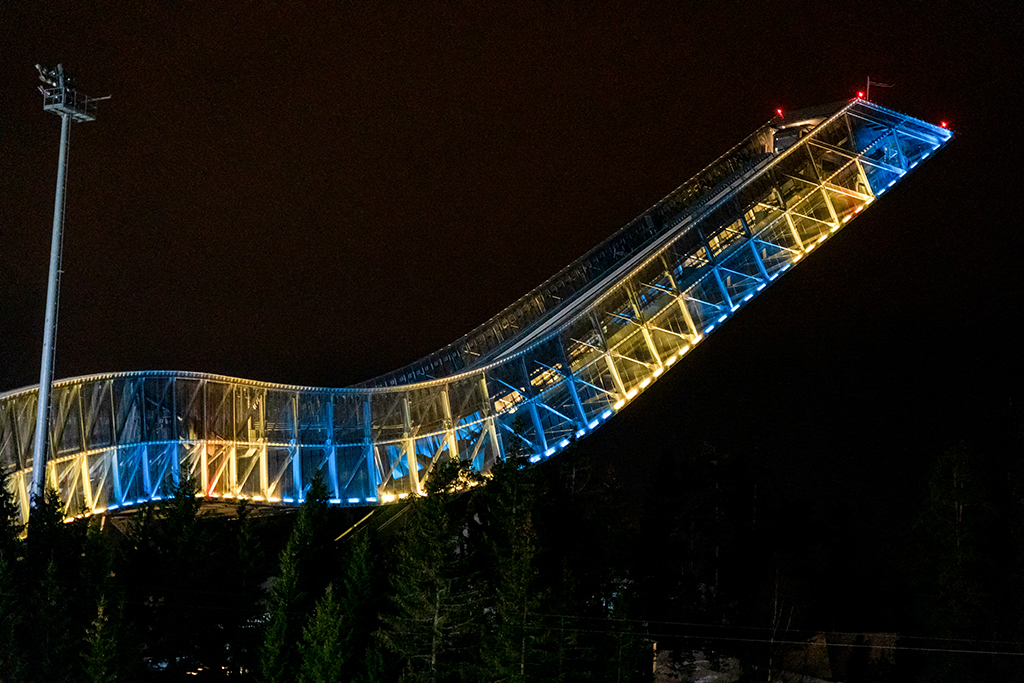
top-left (776, 108), bottom-right (783, 117)
top-left (940, 121), bottom-right (949, 128)
top-left (857, 91), bottom-right (865, 99)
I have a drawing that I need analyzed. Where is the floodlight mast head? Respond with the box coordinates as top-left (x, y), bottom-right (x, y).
top-left (35, 63), bottom-right (60, 87)
top-left (37, 63), bottom-right (99, 122)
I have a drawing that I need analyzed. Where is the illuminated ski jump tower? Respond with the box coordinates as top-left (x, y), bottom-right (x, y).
top-left (0, 99), bottom-right (951, 523)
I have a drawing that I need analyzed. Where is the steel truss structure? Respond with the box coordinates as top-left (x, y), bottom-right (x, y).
top-left (0, 99), bottom-right (951, 523)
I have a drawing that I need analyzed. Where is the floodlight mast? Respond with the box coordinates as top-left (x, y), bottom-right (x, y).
top-left (30, 64), bottom-right (102, 513)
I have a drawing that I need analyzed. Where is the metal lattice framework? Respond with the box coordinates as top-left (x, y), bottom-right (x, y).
top-left (0, 99), bottom-right (951, 523)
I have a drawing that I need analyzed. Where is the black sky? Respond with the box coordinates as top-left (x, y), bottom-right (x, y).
top-left (2, 1), bottom-right (1021, 447)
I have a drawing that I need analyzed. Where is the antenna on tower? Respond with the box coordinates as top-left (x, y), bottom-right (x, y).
top-left (865, 77), bottom-right (894, 102)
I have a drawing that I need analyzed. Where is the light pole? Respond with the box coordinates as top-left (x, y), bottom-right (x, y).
top-left (30, 64), bottom-right (103, 513)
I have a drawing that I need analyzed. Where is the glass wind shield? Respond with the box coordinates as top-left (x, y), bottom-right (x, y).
top-left (0, 99), bottom-right (951, 523)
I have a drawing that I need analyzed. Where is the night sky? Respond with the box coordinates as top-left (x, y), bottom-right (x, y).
top-left (2, 2), bottom-right (1021, 470)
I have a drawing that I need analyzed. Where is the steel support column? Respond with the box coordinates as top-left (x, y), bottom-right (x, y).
top-left (519, 358), bottom-right (548, 456)
top-left (258, 393), bottom-right (268, 499)
top-left (590, 311), bottom-right (626, 396)
top-left (440, 387), bottom-right (459, 462)
top-left (773, 185), bottom-right (806, 253)
top-left (401, 396), bottom-right (420, 495)
top-left (364, 398), bottom-right (383, 496)
top-left (479, 375), bottom-right (504, 464)
top-left (556, 343), bottom-right (588, 428)
top-left (661, 255), bottom-right (700, 341)
top-left (739, 214), bottom-right (771, 283)
top-left (627, 282), bottom-right (663, 367)
top-left (806, 147), bottom-right (840, 228)
top-left (325, 399), bottom-right (340, 500)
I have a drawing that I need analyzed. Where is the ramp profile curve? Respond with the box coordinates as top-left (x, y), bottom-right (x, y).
top-left (0, 99), bottom-right (951, 522)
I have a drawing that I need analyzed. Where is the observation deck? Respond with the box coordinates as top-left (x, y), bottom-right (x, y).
top-left (0, 99), bottom-right (951, 522)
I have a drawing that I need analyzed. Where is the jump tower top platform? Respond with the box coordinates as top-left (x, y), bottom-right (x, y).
top-left (0, 98), bottom-right (952, 523)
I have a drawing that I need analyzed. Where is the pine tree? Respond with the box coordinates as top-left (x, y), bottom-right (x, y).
top-left (26, 485), bottom-right (71, 569)
top-left (80, 516), bottom-right (138, 682)
top-left (361, 636), bottom-right (387, 683)
top-left (913, 443), bottom-right (999, 682)
top-left (226, 497), bottom-right (269, 675)
top-left (155, 473), bottom-right (216, 674)
top-left (0, 462), bottom-right (25, 680)
top-left (0, 553), bottom-right (25, 682)
top-left (381, 458), bottom-right (485, 682)
top-left (114, 473), bottom-right (224, 676)
top-left (339, 531), bottom-right (383, 683)
top-left (82, 593), bottom-right (133, 683)
top-left (24, 488), bottom-right (86, 683)
top-left (118, 499), bottom-right (159, 672)
top-left (918, 443), bottom-right (992, 634)
top-left (261, 471), bottom-right (333, 682)
top-left (478, 455), bottom-right (543, 682)
top-left (36, 558), bottom-right (77, 682)
top-left (261, 534), bottom-right (303, 683)
top-left (299, 584), bottom-right (346, 683)
top-left (0, 461), bottom-right (23, 560)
